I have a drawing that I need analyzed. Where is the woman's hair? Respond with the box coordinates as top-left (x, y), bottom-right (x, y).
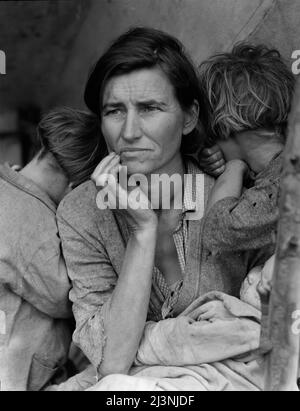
top-left (199, 43), bottom-right (296, 142)
top-left (37, 107), bottom-right (108, 187)
top-left (84, 26), bottom-right (205, 154)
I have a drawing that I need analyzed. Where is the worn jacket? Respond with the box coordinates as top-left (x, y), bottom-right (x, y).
top-left (57, 159), bottom-right (277, 371)
top-left (0, 165), bottom-right (72, 391)
top-left (202, 153), bottom-right (282, 253)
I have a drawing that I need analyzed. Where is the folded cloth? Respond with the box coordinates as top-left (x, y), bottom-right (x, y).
top-left (45, 365), bottom-right (97, 391)
top-left (135, 291), bottom-right (261, 367)
top-left (89, 292), bottom-right (264, 391)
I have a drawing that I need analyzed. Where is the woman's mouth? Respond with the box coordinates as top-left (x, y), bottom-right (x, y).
top-left (119, 148), bottom-right (152, 158)
top-left (120, 148), bottom-right (151, 153)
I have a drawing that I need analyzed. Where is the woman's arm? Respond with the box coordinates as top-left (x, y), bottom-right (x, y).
top-left (91, 153), bottom-right (159, 376)
top-left (100, 224), bottom-right (157, 376)
top-left (57, 152), bottom-right (158, 377)
top-left (57, 201), bottom-right (158, 378)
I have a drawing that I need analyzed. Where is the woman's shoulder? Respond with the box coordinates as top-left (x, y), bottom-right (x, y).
top-left (57, 180), bottom-right (115, 226)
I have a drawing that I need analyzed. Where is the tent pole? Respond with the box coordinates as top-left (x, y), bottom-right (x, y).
top-left (265, 78), bottom-right (300, 391)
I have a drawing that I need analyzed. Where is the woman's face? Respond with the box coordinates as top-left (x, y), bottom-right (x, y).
top-left (100, 67), bottom-right (197, 175)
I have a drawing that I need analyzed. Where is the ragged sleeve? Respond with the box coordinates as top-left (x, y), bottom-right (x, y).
top-left (3, 232), bottom-right (72, 319)
top-left (57, 207), bottom-right (117, 370)
top-left (202, 179), bottom-right (280, 252)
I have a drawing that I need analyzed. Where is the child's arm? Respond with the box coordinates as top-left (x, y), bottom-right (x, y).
top-left (206, 159), bottom-right (248, 214)
top-left (202, 157), bottom-right (281, 253)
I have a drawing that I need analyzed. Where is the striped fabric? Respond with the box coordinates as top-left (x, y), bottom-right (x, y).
top-left (151, 160), bottom-right (201, 320)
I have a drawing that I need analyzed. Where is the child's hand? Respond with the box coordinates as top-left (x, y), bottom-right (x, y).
top-left (195, 300), bottom-right (235, 322)
top-left (198, 145), bottom-right (226, 177)
top-left (9, 164), bottom-right (22, 172)
top-left (257, 255), bottom-right (275, 298)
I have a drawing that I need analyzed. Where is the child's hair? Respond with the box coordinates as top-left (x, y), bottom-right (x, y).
top-left (37, 107), bottom-right (108, 188)
top-left (199, 43), bottom-right (296, 142)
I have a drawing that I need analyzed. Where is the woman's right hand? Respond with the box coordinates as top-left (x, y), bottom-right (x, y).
top-left (91, 152), bottom-right (158, 232)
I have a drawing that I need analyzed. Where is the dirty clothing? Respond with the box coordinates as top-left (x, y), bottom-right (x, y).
top-left (202, 153), bottom-right (282, 254)
top-left (89, 291), bottom-right (264, 391)
top-left (57, 157), bottom-right (274, 372)
top-left (57, 160), bottom-right (214, 369)
top-left (0, 164), bottom-right (72, 391)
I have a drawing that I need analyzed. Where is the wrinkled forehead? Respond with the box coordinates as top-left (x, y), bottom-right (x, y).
top-left (101, 67), bottom-right (177, 107)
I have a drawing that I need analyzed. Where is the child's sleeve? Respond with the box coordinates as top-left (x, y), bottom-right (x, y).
top-left (202, 180), bottom-right (279, 252)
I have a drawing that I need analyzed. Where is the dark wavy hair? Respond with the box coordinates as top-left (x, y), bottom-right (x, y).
top-left (37, 107), bottom-right (107, 187)
top-left (199, 43), bottom-right (296, 142)
top-left (84, 26), bottom-right (206, 154)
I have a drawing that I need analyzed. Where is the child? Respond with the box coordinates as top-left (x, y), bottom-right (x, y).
top-left (0, 107), bottom-right (105, 391)
top-left (198, 43), bottom-right (295, 279)
top-left (188, 254), bottom-right (275, 324)
top-left (90, 258), bottom-right (275, 392)
top-left (240, 254), bottom-right (274, 310)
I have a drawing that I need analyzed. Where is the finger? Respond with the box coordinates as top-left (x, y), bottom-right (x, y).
top-left (257, 281), bottom-right (271, 297)
top-left (199, 151), bottom-right (224, 165)
top-left (93, 173), bottom-right (110, 188)
top-left (91, 152), bottom-right (117, 180)
top-left (105, 157), bottom-right (121, 176)
top-left (113, 168), bottom-right (132, 210)
top-left (11, 164), bottom-right (22, 171)
top-left (94, 153), bottom-right (120, 179)
top-left (107, 163), bottom-right (121, 185)
top-left (201, 145), bottom-right (220, 156)
top-left (185, 306), bottom-right (205, 320)
top-left (203, 165), bottom-right (225, 178)
top-left (193, 302), bottom-right (213, 315)
top-left (92, 155), bottom-right (120, 183)
top-left (93, 163), bottom-right (120, 188)
top-left (212, 165), bottom-right (226, 177)
top-left (262, 278), bottom-right (272, 291)
top-left (199, 311), bottom-right (213, 321)
top-left (203, 159), bottom-right (225, 171)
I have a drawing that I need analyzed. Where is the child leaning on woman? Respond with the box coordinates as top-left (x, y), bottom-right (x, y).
top-left (198, 43), bottom-right (295, 288)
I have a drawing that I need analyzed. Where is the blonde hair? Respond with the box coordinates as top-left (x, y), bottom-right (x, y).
top-left (199, 43), bottom-right (295, 142)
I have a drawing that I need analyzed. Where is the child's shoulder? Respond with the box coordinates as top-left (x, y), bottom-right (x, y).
top-left (255, 152), bottom-right (283, 188)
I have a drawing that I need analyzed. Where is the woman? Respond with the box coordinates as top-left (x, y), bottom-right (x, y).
top-left (56, 27), bottom-right (272, 385)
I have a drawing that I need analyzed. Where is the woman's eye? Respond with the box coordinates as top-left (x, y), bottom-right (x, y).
top-left (104, 109), bottom-right (123, 116)
top-left (140, 106), bottom-right (159, 113)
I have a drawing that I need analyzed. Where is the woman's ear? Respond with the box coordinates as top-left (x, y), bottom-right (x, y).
top-left (182, 100), bottom-right (199, 136)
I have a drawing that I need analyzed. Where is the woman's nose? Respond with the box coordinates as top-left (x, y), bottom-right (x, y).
top-left (122, 111), bottom-right (142, 141)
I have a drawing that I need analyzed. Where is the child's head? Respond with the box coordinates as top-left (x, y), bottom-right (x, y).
top-left (199, 43), bottom-right (295, 145)
top-left (37, 107), bottom-right (108, 188)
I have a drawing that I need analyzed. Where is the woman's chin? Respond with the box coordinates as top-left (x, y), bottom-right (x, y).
top-left (121, 160), bottom-right (152, 176)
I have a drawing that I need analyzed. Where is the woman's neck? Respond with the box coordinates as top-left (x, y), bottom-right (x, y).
top-left (137, 153), bottom-right (185, 213)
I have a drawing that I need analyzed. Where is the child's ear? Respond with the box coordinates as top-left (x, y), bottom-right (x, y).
top-left (183, 100), bottom-right (199, 136)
